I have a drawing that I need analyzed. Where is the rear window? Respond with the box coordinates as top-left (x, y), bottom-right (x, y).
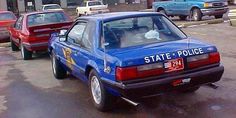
top-left (88, 2), bottom-right (102, 6)
top-left (102, 15), bottom-right (187, 49)
top-left (27, 12), bottom-right (70, 27)
top-left (44, 5), bottom-right (61, 10)
top-left (0, 12), bottom-right (16, 21)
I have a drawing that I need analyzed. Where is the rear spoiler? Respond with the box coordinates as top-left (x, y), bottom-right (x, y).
top-left (28, 21), bottom-right (72, 34)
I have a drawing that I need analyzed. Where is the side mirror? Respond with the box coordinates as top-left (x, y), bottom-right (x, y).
top-left (59, 29), bottom-right (67, 36)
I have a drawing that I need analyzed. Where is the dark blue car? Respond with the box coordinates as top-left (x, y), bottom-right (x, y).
top-left (48, 12), bottom-right (224, 111)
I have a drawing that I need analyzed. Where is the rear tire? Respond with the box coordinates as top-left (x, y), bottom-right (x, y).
top-left (191, 8), bottom-right (202, 21)
top-left (179, 15), bottom-right (187, 20)
top-left (51, 51), bottom-right (67, 79)
top-left (215, 15), bottom-right (223, 19)
top-left (10, 38), bottom-right (19, 51)
top-left (20, 43), bottom-right (32, 60)
top-left (181, 86), bottom-right (200, 93)
top-left (89, 69), bottom-right (116, 111)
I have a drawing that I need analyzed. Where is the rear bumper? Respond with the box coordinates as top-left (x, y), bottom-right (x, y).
top-left (201, 7), bottom-right (228, 16)
top-left (23, 42), bottom-right (48, 51)
top-left (101, 65), bottom-right (224, 99)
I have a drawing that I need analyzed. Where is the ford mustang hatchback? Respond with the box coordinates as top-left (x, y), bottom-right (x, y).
top-left (9, 11), bottom-right (72, 60)
top-left (48, 12), bottom-right (224, 111)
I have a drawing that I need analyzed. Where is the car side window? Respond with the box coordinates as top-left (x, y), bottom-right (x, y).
top-left (81, 22), bottom-right (92, 49)
top-left (14, 16), bottom-right (23, 30)
top-left (67, 22), bottom-right (87, 45)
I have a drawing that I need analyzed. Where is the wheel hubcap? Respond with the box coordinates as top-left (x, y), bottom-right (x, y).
top-left (193, 11), bottom-right (198, 20)
top-left (91, 76), bottom-right (102, 104)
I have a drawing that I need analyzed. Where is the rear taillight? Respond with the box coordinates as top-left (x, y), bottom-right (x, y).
top-left (116, 63), bottom-right (164, 81)
top-left (187, 52), bottom-right (220, 69)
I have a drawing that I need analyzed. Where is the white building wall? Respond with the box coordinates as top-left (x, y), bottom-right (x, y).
top-left (60, 0), bottom-right (67, 8)
top-left (35, 0), bottom-right (42, 10)
top-left (17, 0), bottom-right (25, 12)
top-left (0, 0), bottom-right (7, 11)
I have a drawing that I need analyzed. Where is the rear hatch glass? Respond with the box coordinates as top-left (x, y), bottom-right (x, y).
top-left (27, 12), bottom-right (70, 27)
top-left (0, 12), bottom-right (16, 21)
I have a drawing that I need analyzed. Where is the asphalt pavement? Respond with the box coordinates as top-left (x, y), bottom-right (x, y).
top-left (0, 22), bottom-right (236, 118)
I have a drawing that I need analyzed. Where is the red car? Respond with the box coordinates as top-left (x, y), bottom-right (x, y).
top-left (0, 11), bottom-right (16, 43)
top-left (9, 10), bottom-right (72, 60)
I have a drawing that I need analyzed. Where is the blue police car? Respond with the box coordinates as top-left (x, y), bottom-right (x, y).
top-left (48, 12), bottom-right (224, 111)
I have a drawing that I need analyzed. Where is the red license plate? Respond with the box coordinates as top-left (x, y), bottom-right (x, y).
top-left (164, 58), bottom-right (184, 72)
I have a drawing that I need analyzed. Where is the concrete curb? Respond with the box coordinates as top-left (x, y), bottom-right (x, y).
top-left (176, 19), bottom-right (224, 28)
top-left (0, 42), bottom-right (10, 48)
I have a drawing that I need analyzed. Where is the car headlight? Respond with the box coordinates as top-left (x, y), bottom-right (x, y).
top-left (204, 2), bottom-right (213, 8)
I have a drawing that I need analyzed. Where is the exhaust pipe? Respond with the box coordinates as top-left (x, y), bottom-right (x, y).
top-left (121, 97), bottom-right (139, 106)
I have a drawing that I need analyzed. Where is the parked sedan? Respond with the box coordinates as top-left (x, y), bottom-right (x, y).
top-left (49, 12), bottom-right (224, 111)
top-left (0, 11), bottom-right (16, 43)
top-left (9, 11), bottom-right (73, 60)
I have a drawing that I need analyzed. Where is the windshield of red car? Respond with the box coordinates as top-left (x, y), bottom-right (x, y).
top-left (102, 15), bottom-right (187, 49)
top-left (27, 12), bottom-right (70, 27)
top-left (0, 12), bottom-right (16, 21)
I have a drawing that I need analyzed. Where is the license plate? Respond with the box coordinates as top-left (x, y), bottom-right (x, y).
top-left (164, 58), bottom-right (184, 72)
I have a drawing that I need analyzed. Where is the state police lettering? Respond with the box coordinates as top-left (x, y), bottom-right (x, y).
top-left (144, 48), bottom-right (204, 63)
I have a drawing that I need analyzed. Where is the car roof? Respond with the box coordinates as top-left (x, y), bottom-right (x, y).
top-left (42, 4), bottom-right (61, 7)
top-left (21, 10), bottom-right (64, 16)
top-left (80, 12), bottom-right (162, 21)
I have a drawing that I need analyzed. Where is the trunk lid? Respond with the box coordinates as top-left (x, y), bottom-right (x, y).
top-left (107, 38), bottom-right (217, 67)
